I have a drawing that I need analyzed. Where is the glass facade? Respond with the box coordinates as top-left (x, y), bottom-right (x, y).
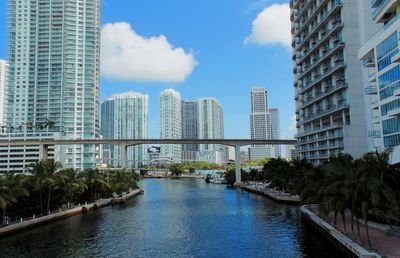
top-left (7, 0), bottom-right (101, 169)
top-left (101, 92), bottom-right (148, 168)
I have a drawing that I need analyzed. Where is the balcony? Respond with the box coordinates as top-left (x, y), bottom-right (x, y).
top-left (303, 103), bottom-right (349, 123)
top-left (371, 0), bottom-right (385, 8)
top-left (300, 82), bottom-right (348, 109)
top-left (391, 51), bottom-right (400, 63)
top-left (299, 61), bottom-right (346, 93)
top-left (359, 14), bottom-right (400, 58)
top-left (394, 88), bottom-right (400, 96)
top-left (365, 85), bottom-right (378, 95)
top-left (388, 108), bottom-right (400, 117)
top-left (368, 130), bottom-right (382, 138)
top-left (363, 58), bottom-right (376, 67)
top-left (297, 43), bottom-right (345, 80)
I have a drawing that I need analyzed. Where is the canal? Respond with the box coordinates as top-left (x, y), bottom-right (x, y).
top-left (0, 179), bottom-right (338, 257)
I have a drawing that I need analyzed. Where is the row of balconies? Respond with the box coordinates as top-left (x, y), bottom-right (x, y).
top-left (298, 61), bottom-right (345, 93)
top-left (299, 141), bottom-right (344, 152)
top-left (296, 45), bottom-right (344, 80)
top-left (303, 101), bottom-right (348, 123)
top-left (298, 82), bottom-right (348, 109)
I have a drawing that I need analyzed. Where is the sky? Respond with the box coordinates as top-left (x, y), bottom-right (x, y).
top-left (0, 0), bottom-right (295, 139)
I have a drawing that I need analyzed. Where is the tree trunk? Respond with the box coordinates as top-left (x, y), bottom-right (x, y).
top-left (1, 205), bottom-right (7, 225)
top-left (39, 185), bottom-right (43, 215)
top-left (341, 212), bottom-right (347, 233)
top-left (47, 187), bottom-right (52, 213)
top-left (350, 209), bottom-right (354, 233)
top-left (365, 215), bottom-right (372, 249)
top-left (356, 213), bottom-right (361, 240)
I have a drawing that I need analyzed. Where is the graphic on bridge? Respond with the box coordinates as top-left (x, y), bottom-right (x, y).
top-left (0, 138), bottom-right (296, 183)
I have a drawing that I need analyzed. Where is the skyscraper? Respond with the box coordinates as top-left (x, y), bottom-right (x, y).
top-left (181, 100), bottom-right (198, 161)
top-left (160, 89), bottom-right (182, 163)
top-left (7, 0), bottom-right (101, 169)
top-left (101, 92), bottom-right (148, 168)
top-left (197, 98), bottom-right (225, 163)
top-left (358, 0), bottom-right (400, 163)
top-left (249, 87), bottom-right (273, 160)
top-left (0, 60), bottom-right (8, 126)
top-left (291, 0), bottom-right (376, 164)
top-left (270, 108), bottom-right (281, 157)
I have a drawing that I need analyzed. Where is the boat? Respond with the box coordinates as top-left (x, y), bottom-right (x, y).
top-left (205, 174), bottom-right (211, 183)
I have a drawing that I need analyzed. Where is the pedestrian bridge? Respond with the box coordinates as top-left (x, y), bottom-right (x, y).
top-left (0, 138), bottom-right (296, 183)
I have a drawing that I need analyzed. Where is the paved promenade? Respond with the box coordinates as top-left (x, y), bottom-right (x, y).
top-left (309, 206), bottom-right (400, 258)
top-left (242, 184), bottom-right (301, 204)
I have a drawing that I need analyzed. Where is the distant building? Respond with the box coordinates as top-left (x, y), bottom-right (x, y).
top-left (160, 89), bottom-right (182, 163)
top-left (291, 0), bottom-right (377, 164)
top-left (0, 60), bottom-right (8, 126)
top-left (285, 145), bottom-right (298, 161)
top-left (358, 0), bottom-right (400, 164)
top-left (197, 98), bottom-right (225, 163)
top-left (101, 92), bottom-right (148, 168)
top-left (241, 150), bottom-right (250, 162)
top-left (249, 87), bottom-right (275, 160)
top-left (270, 108), bottom-right (281, 158)
top-left (181, 100), bottom-right (198, 162)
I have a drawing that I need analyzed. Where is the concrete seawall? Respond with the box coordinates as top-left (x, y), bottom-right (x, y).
top-left (0, 189), bottom-right (143, 238)
top-left (300, 205), bottom-right (382, 258)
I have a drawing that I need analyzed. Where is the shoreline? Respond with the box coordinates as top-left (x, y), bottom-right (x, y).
top-left (241, 185), bottom-right (301, 205)
top-left (0, 189), bottom-right (143, 238)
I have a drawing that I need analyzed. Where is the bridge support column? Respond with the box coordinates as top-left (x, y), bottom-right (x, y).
top-left (121, 145), bottom-right (128, 169)
top-left (235, 145), bottom-right (241, 184)
top-left (39, 144), bottom-right (48, 161)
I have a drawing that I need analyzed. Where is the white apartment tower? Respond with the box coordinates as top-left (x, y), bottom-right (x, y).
top-left (6, 0), bottom-right (101, 170)
top-left (0, 60), bottom-right (8, 126)
top-left (249, 87), bottom-right (274, 160)
top-left (160, 89), bottom-right (182, 163)
top-left (358, 0), bottom-right (400, 163)
top-left (197, 98), bottom-right (225, 163)
top-left (291, 0), bottom-right (377, 164)
top-left (101, 92), bottom-right (148, 168)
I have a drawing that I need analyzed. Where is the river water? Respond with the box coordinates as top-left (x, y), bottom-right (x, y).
top-left (0, 179), bottom-right (338, 257)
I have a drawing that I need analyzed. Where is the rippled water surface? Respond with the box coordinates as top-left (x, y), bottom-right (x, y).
top-left (0, 179), bottom-right (338, 257)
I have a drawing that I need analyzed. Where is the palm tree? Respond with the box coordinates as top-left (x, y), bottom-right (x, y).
top-left (0, 173), bottom-right (29, 224)
top-left (45, 119), bottom-right (56, 130)
top-left (55, 169), bottom-right (87, 205)
top-left (25, 121), bottom-right (34, 130)
top-left (29, 160), bottom-right (49, 215)
top-left (81, 168), bottom-right (109, 201)
top-left (44, 160), bottom-right (62, 213)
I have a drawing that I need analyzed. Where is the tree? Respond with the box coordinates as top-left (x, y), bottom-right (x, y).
top-left (29, 160), bottom-right (49, 215)
top-left (0, 173), bottom-right (29, 224)
top-left (168, 163), bottom-right (185, 176)
top-left (44, 160), bottom-right (62, 212)
top-left (56, 168), bottom-right (87, 204)
top-left (81, 168), bottom-right (109, 201)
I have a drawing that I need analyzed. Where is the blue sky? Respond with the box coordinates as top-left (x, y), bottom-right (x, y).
top-left (0, 0), bottom-right (295, 139)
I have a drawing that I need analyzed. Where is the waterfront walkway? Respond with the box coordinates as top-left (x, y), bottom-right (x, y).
top-left (0, 189), bottom-right (142, 238)
top-left (309, 206), bottom-right (400, 258)
top-left (242, 183), bottom-right (301, 204)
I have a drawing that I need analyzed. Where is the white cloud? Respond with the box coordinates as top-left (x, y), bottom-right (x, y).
top-left (101, 22), bottom-right (197, 83)
top-left (244, 4), bottom-right (291, 48)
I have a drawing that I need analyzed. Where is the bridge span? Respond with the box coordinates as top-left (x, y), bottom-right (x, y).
top-left (0, 138), bottom-right (297, 183)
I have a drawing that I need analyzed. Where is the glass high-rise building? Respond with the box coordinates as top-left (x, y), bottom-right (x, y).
top-left (101, 92), bottom-right (148, 168)
top-left (290, 0), bottom-right (377, 164)
top-left (359, 0), bottom-right (400, 163)
top-left (0, 60), bottom-right (8, 126)
top-left (270, 108), bottom-right (281, 158)
top-left (181, 100), bottom-right (198, 161)
top-left (160, 89), bottom-right (182, 163)
top-left (7, 0), bottom-right (101, 169)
